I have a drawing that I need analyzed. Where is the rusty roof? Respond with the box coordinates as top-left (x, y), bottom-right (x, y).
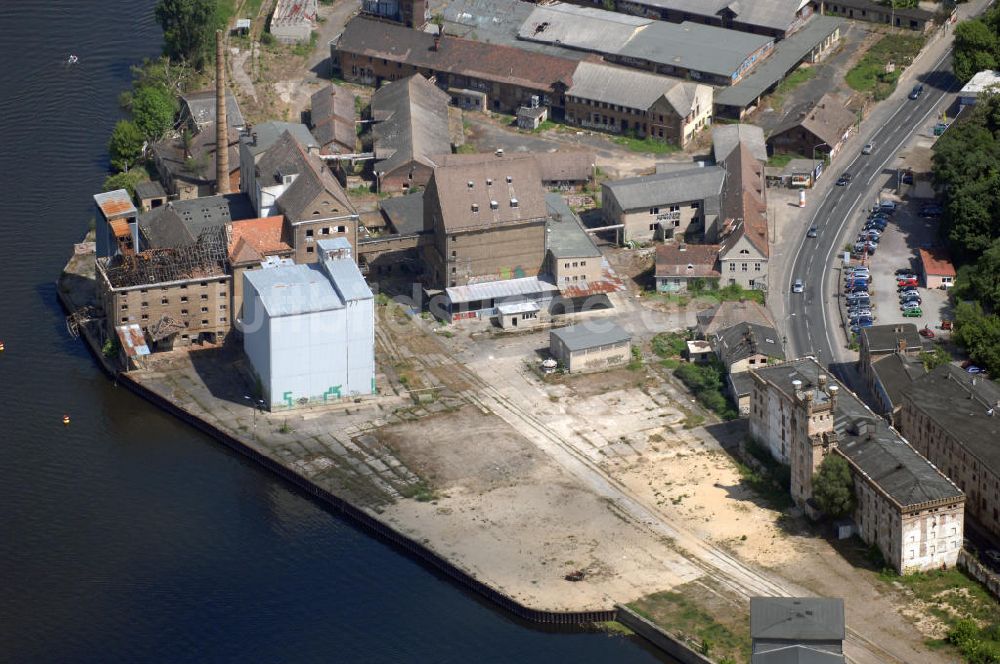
top-left (919, 247), bottom-right (956, 277)
top-left (115, 323), bottom-right (150, 358)
top-left (337, 17), bottom-right (578, 92)
top-left (94, 189), bottom-right (137, 219)
top-left (227, 215), bottom-right (292, 265)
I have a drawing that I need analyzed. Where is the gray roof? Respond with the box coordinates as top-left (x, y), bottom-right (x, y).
top-left (715, 321), bottom-right (785, 367)
top-left (828, 0), bottom-right (935, 20)
top-left (534, 151), bottom-right (595, 183)
top-left (716, 16), bottom-right (846, 109)
top-left (134, 180), bottom-right (166, 200)
top-left (379, 191), bottom-right (426, 236)
top-left (181, 89), bottom-right (245, 129)
top-left (730, 370), bottom-right (756, 399)
top-left (310, 84), bottom-right (357, 153)
top-left (519, 3), bottom-right (773, 79)
top-left (551, 322), bottom-right (631, 352)
top-left (371, 75), bottom-right (452, 177)
top-left (750, 597), bottom-right (845, 642)
top-left (140, 194), bottom-right (255, 249)
top-left (697, 300), bottom-right (775, 337)
top-left (243, 122), bottom-right (319, 158)
top-left (442, 0), bottom-right (581, 59)
top-left (617, 0), bottom-right (808, 33)
top-left (545, 193), bottom-right (601, 259)
top-left (245, 250), bottom-right (370, 318)
top-left (151, 123), bottom-right (240, 187)
top-left (568, 61), bottom-right (705, 115)
top-left (903, 365), bottom-right (1000, 473)
top-left (752, 645), bottom-right (846, 664)
top-left (860, 324), bottom-right (922, 354)
top-left (752, 358), bottom-right (963, 508)
top-left (603, 167), bottom-right (726, 211)
top-left (713, 124), bottom-right (768, 163)
top-left (870, 353), bottom-right (925, 412)
top-left (255, 131), bottom-right (354, 222)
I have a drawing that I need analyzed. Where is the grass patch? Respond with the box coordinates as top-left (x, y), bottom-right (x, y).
top-left (454, 143), bottom-right (477, 154)
top-left (846, 33), bottom-right (926, 100)
top-left (612, 133), bottom-right (680, 154)
top-left (532, 119), bottom-right (558, 133)
top-left (775, 66), bottom-right (816, 96)
top-left (766, 152), bottom-right (802, 168)
top-left (660, 357), bottom-right (681, 370)
top-left (291, 30), bottom-right (320, 57)
top-left (629, 588), bottom-right (750, 664)
top-left (400, 481), bottom-right (437, 502)
top-left (652, 331), bottom-right (690, 359)
top-left (627, 345), bottom-right (645, 371)
top-left (673, 357), bottom-right (739, 420)
top-left (593, 621), bottom-right (635, 636)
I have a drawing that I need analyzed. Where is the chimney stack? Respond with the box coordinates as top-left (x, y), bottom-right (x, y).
top-left (215, 30), bottom-right (230, 195)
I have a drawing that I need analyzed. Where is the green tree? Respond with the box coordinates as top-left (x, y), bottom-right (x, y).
top-left (965, 239), bottom-right (1000, 311)
top-left (953, 18), bottom-right (1000, 83)
top-left (108, 120), bottom-right (145, 172)
top-left (155, 0), bottom-right (215, 68)
top-left (102, 170), bottom-right (148, 197)
top-left (812, 455), bottom-right (855, 518)
top-left (919, 346), bottom-right (952, 371)
top-left (953, 301), bottom-right (1000, 376)
top-left (131, 85), bottom-right (177, 141)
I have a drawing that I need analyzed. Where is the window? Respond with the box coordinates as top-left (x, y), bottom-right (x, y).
top-left (180, 296), bottom-right (188, 303)
top-left (141, 314), bottom-right (148, 321)
top-left (580, 261), bottom-right (586, 267)
top-left (572, 262), bottom-right (578, 268)
top-left (201, 306), bottom-right (208, 313)
top-left (120, 317), bottom-right (127, 323)
top-left (201, 294), bottom-right (208, 300)
top-left (201, 319), bottom-right (209, 325)
top-left (120, 304), bottom-right (128, 311)
top-left (649, 207), bottom-right (660, 215)
top-left (321, 227), bottom-right (331, 235)
top-left (220, 304), bottom-right (227, 311)
top-left (306, 246), bottom-right (314, 253)
top-left (181, 309), bottom-right (189, 315)
top-left (729, 263), bottom-right (736, 272)
top-left (306, 229), bottom-right (314, 237)
top-left (741, 263), bottom-right (748, 272)
top-left (668, 205), bottom-right (679, 212)
top-left (161, 297), bottom-right (169, 305)
top-left (649, 223), bottom-right (657, 231)
top-left (755, 263), bottom-right (761, 271)
top-left (141, 301), bottom-right (148, 308)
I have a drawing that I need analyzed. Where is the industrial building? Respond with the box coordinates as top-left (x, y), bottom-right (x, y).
top-left (750, 597), bottom-right (845, 664)
top-left (227, 215), bottom-right (294, 325)
top-left (94, 189), bottom-right (139, 259)
top-left (270, 0), bottom-right (317, 43)
top-left (959, 70), bottom-right (1000, 107)
top-left (242, 238), bottom-right (375, 410)
top-left (549, 323), bottom-right (632, 373)
top-left (899, 367), bottom-right (1000, 542)
top-left (767, 93), bottom-right (856, 160)
top-left (309, 84), bottom-right (357, 155)
top-left (748, 357), bottom-right (964, 574)
top-left (714, 321), bottom-right (784, 414)
top-left (151, 124), bottom-right (241, 200)
top-left (179, 89), bottom-right (246, 133)
top-left (371, 75), bottom-right (453, 192)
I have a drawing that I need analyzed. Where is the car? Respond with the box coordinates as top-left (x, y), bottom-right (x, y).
top-left (845, 292), bottom-right (871, 302)
top-left (879, 201), bottom-right (898, 213)
top-left (967, 365), bottom-right (986, 375)
top-left (850, 314), bottom-right (874, 325)
top-left (902, 307), bottom-right (923, 317)
top-left (920, 204), bottom-right (943, 217)
top-left (849, 306), bottom-right (874, 315)
top-left (806, 226), bottom-right (818, 238)
top-left (836, 173), bottom-right (852, 186)
top-left (897, 278), bottom-right (919, 288)
top-left (919, 326), bottom-right (935, 338)
top-left (909, 84), bottom-right (924, 99)
top-left (850, 297), bottom-right (872, 308)
top-left (792, 279), bottom-right (804, 293)
top-left (865, 220), bottom-right (888, 230)
top-left (859, 234), bottom-right (880, 244)
top-left (862, 142), bottom-right (874, 155)
top-left (846, 266), bottom-right (870, 275)
top-left (895, 273), bottom-right (917, 281)
top-left (933, 122), bottom-right (950, 136)
top-left (902, 301), bottom-right (922, 311)
top-left (851, 321), bottom-right (875, 333)
top-left (900, 296), bottom-right (922, 306)
top-left (846, 277), bottom-right (870, 286)
top-left (898, 290), bottom-right (920, 300)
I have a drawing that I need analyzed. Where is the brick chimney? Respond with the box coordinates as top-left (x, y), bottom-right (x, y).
top-left (215, 30), bottom-right (230, 195)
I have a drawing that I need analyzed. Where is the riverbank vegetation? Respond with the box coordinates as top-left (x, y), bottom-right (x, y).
top-left (932, 92), bottom-right (1000, 375)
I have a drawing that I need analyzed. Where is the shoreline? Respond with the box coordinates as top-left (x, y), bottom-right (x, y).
top-left (56, 247), bottom-right (717, 663)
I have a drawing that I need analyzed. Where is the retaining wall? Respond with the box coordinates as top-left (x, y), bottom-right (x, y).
top-left (958, 549), bottom-right (1000, 603)
top-left (616, 605), bottom-right (717, 664)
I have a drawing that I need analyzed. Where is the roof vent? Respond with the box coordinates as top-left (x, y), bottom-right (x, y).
top-left (490, 200), bottom-right (499, 210)
top-left (471, 203), bottom-right (479, 213)
top-left (679, 243), bottom-right (687, 252)
top-left (495, 148), bottom-right (504, 157)
top-left (486, 178), bottom-right (493, 186)
top-left (510, 198), bottom-right (519, 208)
top-left (467, 180), bottom-right (474, 189)
top-left (506, 175), bottom-right (513, 183)
top-left (792, 379), bottom-right (803, 392)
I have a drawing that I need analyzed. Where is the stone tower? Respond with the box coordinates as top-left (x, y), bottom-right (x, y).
top-left (790, 377), bottom-right (838, 506)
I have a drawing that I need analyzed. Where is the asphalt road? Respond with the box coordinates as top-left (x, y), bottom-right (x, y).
top-left (784, 49), bottom-right (958, 380)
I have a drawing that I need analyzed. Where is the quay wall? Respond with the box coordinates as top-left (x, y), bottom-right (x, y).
top-left (616, 606), bottom-right (717, 664)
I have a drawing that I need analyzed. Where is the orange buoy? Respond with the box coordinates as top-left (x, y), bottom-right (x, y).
top-left (62, 414), bottom-right (70, 426)
top-left (0, 341), bottom-right (5, 352)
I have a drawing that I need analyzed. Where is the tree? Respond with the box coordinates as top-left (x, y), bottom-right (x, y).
top-left (953, 301), bottom-right (1000, 376)
top-left (919, 346), bottom-right (952, 372)
top-left (953, 18), bottom-right (1000, 83)
top-left (812, 455), bottom-right (855, 518)
top-left (965, 239), bottom-right (1000, 312)
top-left (102, 170), bottom-right (148, 198)
top-left (107, 120), bottom-right (145, 172)
top-left (131, 85), bottom-right (177, 141)
top-left (155, 0), bottom-right (216, 68)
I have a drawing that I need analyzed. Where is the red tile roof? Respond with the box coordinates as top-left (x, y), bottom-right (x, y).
top-left (227, 216), bottom-right (292, 264)
top-left (919, 247), bottom-right (956, 277)
top-left (655, 243), bottom-right (721, 278)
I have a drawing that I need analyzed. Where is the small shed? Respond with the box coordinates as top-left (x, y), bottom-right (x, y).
top-left (497, 301), bottom-right (541, 329)
top-left (233, 18), bottom-right (252, 35)
top-left (686, 339), bottom-right (713, 363)
top-left (517, 105), bottom-right (548, 130)
top-left (919, 247), bottom-right (956, 289)
top-left (134, 180), bottom-right (167, 212)
top-left (549, 323), bottom-right (631, 373)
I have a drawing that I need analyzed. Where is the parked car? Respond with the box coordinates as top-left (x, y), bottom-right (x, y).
top-left (851, 320), bottom-right (875, 333)
top-left (897, 278), bottom-right (919, 288)
top-left (846, 292), bottom-right (871, 302)
top-left (920, 204), bottom-right (943, 217)
top-left (902, 170), bottom-right (914, 185)
top-left (846, 267), bottom-right (870, 276)
top-left (967, 365), bottom-right (986, 375)
top-left (850, 314), bottom-right (874, 325)
top-left (879, 201), bottom-right (897, 213)
top-left (836, 173), bottom-right (852, 186)
top-left (900, 296), bottom-right (922, 306)
top-left (792, 279), bottom-right (804, 293)
top-left (919, 326), bottom-right (935, 338)
top-left (902, 307), bottom-right (923, 317)
top-left (909, 84), bottom-right (924, 99)
top-left (898, 289), bottom-right (920, 300)
top-left (807, 226), bottom-right (818, 238)
top-left (895, 267), bottom-right (914, 276)
top-left (850, 297), bottom-right (872, 308)
top-left (895, 273), bottom-right (917, 281)
top-left (933, 122), bottom-right (949, 136)
top-left (865, 221), bottom-right (887, 231)
top-left (901, 301), bottom-right (922, 311)
top-left (862, 142), bottom-right (874, 155)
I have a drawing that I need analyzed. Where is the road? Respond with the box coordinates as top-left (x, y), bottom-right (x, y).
top-left (784, 49), bottom-right (958, 380)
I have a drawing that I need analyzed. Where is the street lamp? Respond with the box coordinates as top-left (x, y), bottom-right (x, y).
top-left (811, 142), bottom-right (829, 179)
top-left (243, 394), bottom-right (265, 433)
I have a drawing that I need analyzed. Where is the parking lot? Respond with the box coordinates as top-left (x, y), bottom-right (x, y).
top-left (836, 192), bottom-right (952, 341)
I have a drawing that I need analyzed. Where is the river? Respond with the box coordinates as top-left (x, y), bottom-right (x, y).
top-left (0, 2), bottom-right (669, 661)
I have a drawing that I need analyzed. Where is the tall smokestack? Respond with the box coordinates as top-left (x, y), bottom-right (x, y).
top-left (215, 30), bottom-right (230, 195)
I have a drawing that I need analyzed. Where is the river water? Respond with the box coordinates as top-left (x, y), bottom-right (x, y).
top-left (0, 2), bottom-right (669, 661)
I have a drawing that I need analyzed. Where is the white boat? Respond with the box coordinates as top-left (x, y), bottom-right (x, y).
top-left (67, 55), bottom-right (78, 65)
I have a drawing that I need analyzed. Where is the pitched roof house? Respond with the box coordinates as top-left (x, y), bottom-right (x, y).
top-left (310, 84), bottom-right (357, 155)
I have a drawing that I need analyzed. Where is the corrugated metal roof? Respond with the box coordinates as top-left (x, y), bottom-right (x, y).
top-left (604, 167), bottom-right (726, 211)
top-left (545, 193), bottom-right (600, 259)
top-left (568, 60), bottom-right (703, 113)
top-left (445, 276), bottom-right (559, 304)
top-left (497, 301), bottom-right (540, 315)
top-left (551, 322), bottom-right (631, 352)
top-left (245, 263), bottom-right (344, 317)
top-left (94, 189), bottom-right (136, 219)
top-left (750, 597), bottom-right (845, 641)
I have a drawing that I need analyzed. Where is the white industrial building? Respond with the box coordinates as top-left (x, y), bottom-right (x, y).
top-left (242, 238), bottom-right (375, 410)
top-left (958, 70), bottom-right (1000, 107)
